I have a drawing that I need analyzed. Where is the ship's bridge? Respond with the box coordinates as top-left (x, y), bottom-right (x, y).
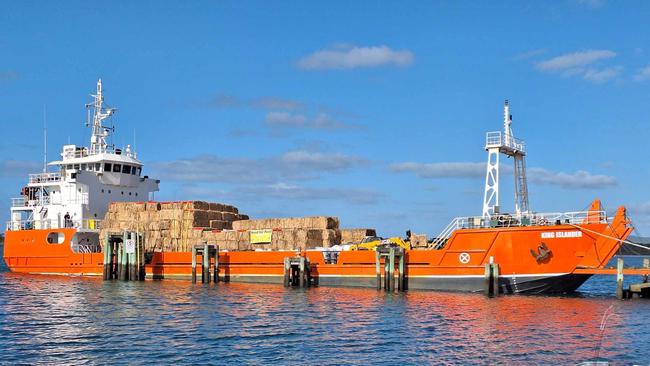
top-left (6, 79), bottom-right (159, 237)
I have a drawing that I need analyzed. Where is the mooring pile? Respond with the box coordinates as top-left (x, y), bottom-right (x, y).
top-left (100, 201), bottom-right (378, 251)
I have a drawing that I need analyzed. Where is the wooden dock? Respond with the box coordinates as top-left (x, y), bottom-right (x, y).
top-left (574, 258), bottom-right (650, 299)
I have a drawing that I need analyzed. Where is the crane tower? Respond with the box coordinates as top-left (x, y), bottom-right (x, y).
top-left (482, 100), bottom-right (529, 219)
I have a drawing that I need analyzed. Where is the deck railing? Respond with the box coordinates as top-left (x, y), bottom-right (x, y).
top-left (5, 218), bottom-right (102, 231)
top-left (485, 131), bottom-right (526, 153)
top-left (28, 172), bottom-right (62, 184)
top-left (431, 210), bottom-right (607, 249)
top-left (11, 194), bottom-right (88, 207)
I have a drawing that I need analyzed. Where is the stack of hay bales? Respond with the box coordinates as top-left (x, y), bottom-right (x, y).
top-left (100, 202), bottom-right (345, 252)
top-left (230, 217), bottom-right (341, 251)
top-left (340, 229), bottom-right (377, 244)
top-left (409, 233), bottom-right (428, 248)
top-left (100, 201), bottom-right (249, 252)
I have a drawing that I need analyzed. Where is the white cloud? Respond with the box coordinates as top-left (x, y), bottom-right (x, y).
top-left (152, 151), bottom-right (367, 184)
top-left (536, 50), bottom-right (615, 72)
top-left (582, 66), bottom-right (623, 84)
top-left (526, 168), bottom-right (616, 189)
top-left (297, 45), bottom-right (414, 70)
top-left (281, 151), bottom-right (365, 171)
top-left (390, 162), bottom-right (486, 178)
top-left (512, 49), bottom-right (547, 61)
top-left (390, 161), bottom-right (616, 189)
top-left (206, 95), bottom-right (303, 110)
top-left (634, 65), bottom-right (650, 81)
top-left (535, 50), bottom-right (621, 83)
top-left (265, 111), bottom-right (354, 130)
top-left (234, 183), bottom-right (382, 205)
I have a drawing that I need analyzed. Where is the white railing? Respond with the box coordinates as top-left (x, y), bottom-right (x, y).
top-left (11, 198), bottom-right (26, 207)
top-left (5, 218), bottom-right (102, 231)
top-left (28, 172), bottom-right (62, 184)
top-left (11, 195), bottom-right (88, 207)
top-left (431, 210), bottom-right (608, 249)
top-left (485, 131), bottom-right (526, 154)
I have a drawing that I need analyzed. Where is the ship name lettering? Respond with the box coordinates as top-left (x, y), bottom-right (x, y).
top-left (541, 231), bottom-right (582, 239)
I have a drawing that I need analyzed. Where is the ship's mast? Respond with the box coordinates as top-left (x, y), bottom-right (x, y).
top-left (482, 100), bottom-right (529, 218)
top-left (87, 79), bottom-right (116, 155)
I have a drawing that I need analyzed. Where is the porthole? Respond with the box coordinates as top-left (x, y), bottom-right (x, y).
top-left (46, 232), bottom-right (65, 244)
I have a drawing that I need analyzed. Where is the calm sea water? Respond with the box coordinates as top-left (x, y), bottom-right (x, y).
top-left (1, 252), bottom-right (649, 365)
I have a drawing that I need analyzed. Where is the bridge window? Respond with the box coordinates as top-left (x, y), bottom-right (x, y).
top-left (113, 164), bottom-right (121, 173)
top-left (95, 163), bottom-right (101, 171)
top-left (136, 167), bottom-right (142, 176)
top-left (131, 166), bottom-right (137, 175)
top-left (81, 164), bottom-right (87, 170)
top-left (122, 165), bottom-right (131, 174)
top-left (104, 163), bottom-right (112, 172)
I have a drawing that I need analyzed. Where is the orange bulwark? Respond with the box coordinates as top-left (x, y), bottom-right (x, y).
top-left (3, 200), bottom-right (640, 295)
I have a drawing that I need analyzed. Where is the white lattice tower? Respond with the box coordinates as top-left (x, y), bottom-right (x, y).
top-left (482, 100), bottom-right (529, 219)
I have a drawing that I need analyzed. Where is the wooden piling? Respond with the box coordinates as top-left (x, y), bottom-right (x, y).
top-left (484, 263), bottom-right (494, 296)
top-left (122, 240), bottom-right (129, 281)
top-left (383, 253), bottom-right (389, 290)
top-left (202, 243), bottom-right (210, 284)
top-left (388, 248), bottom-right (396, 292)
top-left (103, 233), bottom-right (112, 280)
top-left (127, 233), bottom-right (135, 281)
top-left (191, 245), bottom-right (197, 284)
top-left (299, 257), bottom-right (306, 288)
top-left (492, 263), bottom-right (499, 296)
top-left (138, 233), bottom-right (145, 281)
top-left (283, 257), bottom-right (290, 287)
top-left (213, 245), bottom-right (220, 283)
top-left (616, 257), bottom-right (624, 300)
top-left (398, 249), bottom-right (406, 291)
top-left (375, 251), bottom-right (381, 291)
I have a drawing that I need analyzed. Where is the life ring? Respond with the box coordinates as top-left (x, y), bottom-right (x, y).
top-left (459, 252), bottom-right (471, 264)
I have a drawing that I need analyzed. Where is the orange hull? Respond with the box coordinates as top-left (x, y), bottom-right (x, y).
top-left (3, 206), bottom-right (633, 294)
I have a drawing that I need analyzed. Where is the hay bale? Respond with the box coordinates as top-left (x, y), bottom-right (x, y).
top-left (146, 202), bottom-right (161, 211)
top-left (410, 233), bottom-right (428, 248)
top-left (341, 229), bottom-right (376, 244)
top-left (232, 216), bottom-right (340, 231)
top-left (222, 212), bottom-right (238, 222)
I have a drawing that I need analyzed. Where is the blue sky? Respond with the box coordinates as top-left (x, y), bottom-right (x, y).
top-left (1, 1), bottom-right (650, 237)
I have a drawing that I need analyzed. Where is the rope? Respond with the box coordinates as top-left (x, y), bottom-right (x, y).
top-left (567, 223), bottom-right (650, 252)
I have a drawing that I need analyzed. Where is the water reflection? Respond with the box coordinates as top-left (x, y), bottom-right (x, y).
top-left (0, 269), bottom-right (648, 364)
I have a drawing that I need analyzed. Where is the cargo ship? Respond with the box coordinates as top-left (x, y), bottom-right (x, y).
top-left (2, 81), bottom-right (633, 294)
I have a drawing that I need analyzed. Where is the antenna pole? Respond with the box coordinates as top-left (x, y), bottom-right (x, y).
top-left (89, 78), bottom-right (116, 155)
top-left (43, 104), bottom-right (47, 173)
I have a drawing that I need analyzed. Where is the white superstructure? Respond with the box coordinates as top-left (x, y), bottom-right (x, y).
top-left (7, 80), bottom-right (159, 238)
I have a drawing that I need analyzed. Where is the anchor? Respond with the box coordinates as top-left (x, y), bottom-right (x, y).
top-left (531, 242), bottom-right (551, 262)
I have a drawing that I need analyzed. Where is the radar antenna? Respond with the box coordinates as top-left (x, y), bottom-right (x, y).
top-left (86, 79), bottom-right (117, 155)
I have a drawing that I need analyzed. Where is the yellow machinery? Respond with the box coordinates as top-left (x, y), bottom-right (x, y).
top-left (349, 237), bottom-right (411, 251)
